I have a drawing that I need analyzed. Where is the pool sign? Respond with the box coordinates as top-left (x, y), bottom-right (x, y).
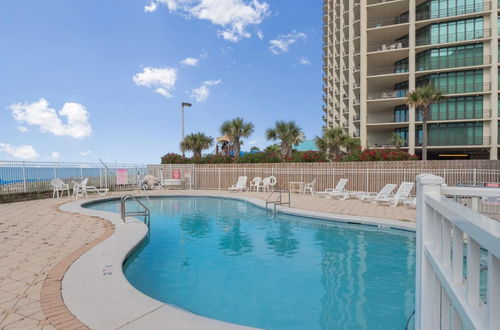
top-left (116, 169), bottom-right (128, 185)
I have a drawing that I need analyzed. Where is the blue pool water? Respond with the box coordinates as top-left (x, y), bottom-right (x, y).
top-left (87, 196), bottom-right (416, 330)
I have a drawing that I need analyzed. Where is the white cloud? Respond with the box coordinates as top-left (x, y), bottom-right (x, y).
top-left (181, 57), bottom-right (199, 66)
top-left (80, 150), bottom-right (92, 156)
top-left (9, 99), bottom-right (92, 139)
top-left (190, 79), bottom-right (221, 102)
top-left (133, 66), bottom-right (177, 98)
top-left (256, 30), bottom-right (264, 40)
top-left (51, 151), bottom-right (60, 159)
top-left (144, 0), bottom-right (270, 42)
top-left (17, 126), bottom-right (29, 133)
top-left (0, 143), bottom-right (39, 160)
top-left (299, 56), bottom-right (310, 65)
top-left (269, 31), bottom-right (306, 54)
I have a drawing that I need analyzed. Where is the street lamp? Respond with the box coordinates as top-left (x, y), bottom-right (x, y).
top-left (181, 102), bottom-right (192, 156)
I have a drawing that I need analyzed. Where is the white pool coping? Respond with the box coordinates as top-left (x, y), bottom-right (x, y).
top-left (60, 194), bottom-right (416, 330)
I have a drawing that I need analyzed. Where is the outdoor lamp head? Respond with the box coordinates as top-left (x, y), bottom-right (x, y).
top-left (182, 102), bottom-right (192, 107)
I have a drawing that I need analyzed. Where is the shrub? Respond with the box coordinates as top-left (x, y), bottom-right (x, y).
top-left (236, 152), bottom-right (283, 163)
top-left (192, 154), bottom-right (233, 164)
top-left (291, 151), bottom-right (327, 163)
top-left (344, 149), bottom-right (419, 162)
top-left (161, 153), bottom-right (189, 164)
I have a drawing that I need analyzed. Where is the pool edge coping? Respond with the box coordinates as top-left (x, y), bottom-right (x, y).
top-left (59, 193), bottom-right (416, 330)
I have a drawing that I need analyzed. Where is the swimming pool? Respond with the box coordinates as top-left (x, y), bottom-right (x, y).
top-left (87, 196), bottom-right (415, 330)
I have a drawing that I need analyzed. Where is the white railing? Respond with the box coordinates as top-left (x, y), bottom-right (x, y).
top-left (0, 161), bottom-right (148, 194)
top-left (416, 174), bottom-right (500, 330)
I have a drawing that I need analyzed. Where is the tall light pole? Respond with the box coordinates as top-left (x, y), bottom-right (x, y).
top-left (181, 102), bottom-right (192, 156)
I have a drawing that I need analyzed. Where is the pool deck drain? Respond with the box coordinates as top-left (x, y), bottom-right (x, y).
top-left (0, 190), bottom-right (415, 329)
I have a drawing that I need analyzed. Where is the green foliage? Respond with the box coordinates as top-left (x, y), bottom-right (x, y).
top-left (265, 120), bottom-right (304, 158)
top-left (161, 153), bottom-right (189, 164)
top-left (220, 117), bottom-right (254, 156)
top-left (264, 144), bottom-right (281, 153)
top-left (291, 151), bottom-right (327, 163)
top-left (180, 132), bottom-right (213, 158)
top-left (235, 152), bottom-right (283, 163)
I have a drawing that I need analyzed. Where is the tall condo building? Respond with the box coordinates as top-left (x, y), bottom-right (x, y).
top-left (322, 0), bottom-right (499, 159)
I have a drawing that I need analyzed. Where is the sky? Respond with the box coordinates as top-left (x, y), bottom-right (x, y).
top-left (0, 0), bottom-right (322, 164)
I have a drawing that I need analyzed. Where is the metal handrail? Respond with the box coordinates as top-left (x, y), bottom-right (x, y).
top-left (120, 194), bottom-right (151, 226)
top-left (266, 189), bottom-right (291, 213)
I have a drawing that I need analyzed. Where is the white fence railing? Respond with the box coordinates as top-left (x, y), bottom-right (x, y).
top-left (416, 174), bottom-right (500, 330)
top-left (0, 161), bottom-right (148, 194)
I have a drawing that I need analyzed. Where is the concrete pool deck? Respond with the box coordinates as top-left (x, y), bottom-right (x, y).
top-left (0, 189), bottom-right (416, 329)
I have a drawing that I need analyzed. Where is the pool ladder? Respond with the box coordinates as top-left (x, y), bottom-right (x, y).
top-left (120, 194), bottom-right (151, 227)
top-left (265, 189), bottom-right (291, 213)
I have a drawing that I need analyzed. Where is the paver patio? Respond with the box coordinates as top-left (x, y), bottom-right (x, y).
top-left (0, 190), bottom-right (415, 329)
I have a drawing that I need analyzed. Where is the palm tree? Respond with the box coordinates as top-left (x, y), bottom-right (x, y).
top-left (180, 132), bottom-right (213, 158)
top-left (220, 117), bottom-right (254, 157)
top-left (391, 133), bottom-right (406, 150)
top-left (406, 84), bottom-right (444, 161)
top-left (343, 136), bottom-right (361, 154)
top-left (265, 121), bottom-right (304, 158)
top-left (314, 127), bottom-right (349, 160)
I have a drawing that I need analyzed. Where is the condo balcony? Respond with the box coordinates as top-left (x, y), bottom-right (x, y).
top-left (434, 82), bottom-right (491, 95)
top-left (415, 29), bottom-right (491, 47)
top-left (415, 2), bottom-right (491, 22)
top-left (415, 56), bottom-right (491, 73)
top-left (367, 89), bottom-right (408, 100)
top-left (368, 15), bottom-right (409, 29)
top-left (367, 65), bottom-right (408, 76)
top-left (368, 39), bottom-right (408, 52)
top-left (415, 136), bottom-right (491, 147)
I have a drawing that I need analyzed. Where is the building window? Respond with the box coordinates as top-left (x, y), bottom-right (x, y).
top-left (416, 122), bottom-right (483, 145)
top-left (394, 58), bottom-right (409, 73)
top-left (416, 96), bottom-right (483, 120)
top-left (394, 105), bottom-right (409, 122)
top-left (394, 81), bottom-right (409, 97)
top-left (416, 69), bottom-right (483, 94)
top-left (394, 128), bottom-right (409, 147)
top-left (416, 0), bottom-right (485, 21)
top-left (415, 44), bottom-right (483, 71)
top-left (416, 17), bottom-right (484, 46)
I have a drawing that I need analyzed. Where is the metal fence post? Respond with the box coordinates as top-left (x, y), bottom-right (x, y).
top-left (218, 168), bottom-right (221, 191)
top-left (80, 163), bottom-right (83, 181)
top-left (366, 168), bottom-right (369, 192)
top-left (53, 162), bottom-right (57, 178)
top-left (22, 161), bottom-right (27, 192)
top-left (473, 168), bottom-right (477, 185)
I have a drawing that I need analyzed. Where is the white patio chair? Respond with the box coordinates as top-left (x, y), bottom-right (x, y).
top-left (372, 182), bottom-right (414, 207)
top-left (229, 176), bottom-right (247, 192)
top-left (249, 177), bottom-right (262, 192)
top-left (358, 183), bottom-right (397, 201)
top-left (316, 179), bottom-right (348, 199)
top-left (260, 176), bottom-right (277, 193)
top-left (51, 178), bottom-right (70, 198)
top-left (304, 179), bottom-right (316, 195)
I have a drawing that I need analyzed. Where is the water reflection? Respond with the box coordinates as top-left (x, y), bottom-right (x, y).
top-left (179, 214), bottom-right (212, 238)
top-left (219, 219), bottom-right (253, 256)
top-left (265, 219), bottom-right (299, 257)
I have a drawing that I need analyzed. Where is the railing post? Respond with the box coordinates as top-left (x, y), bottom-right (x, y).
top-left (218, 168), bottom-right (221, 191)
top-left (22, 161), bottom-right (27, 192)
top-left (80, 163), bottom-right (83, 181)
top-left (415, 174), bottom-right (445, 330)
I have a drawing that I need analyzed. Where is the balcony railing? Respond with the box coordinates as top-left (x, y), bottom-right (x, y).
top-left (416, 136), bottom-right (490, 146)
top-left (416, 55), bottom-right (491, 71)
top-left (368, 65), bottom-right (409, 76)
top-left (368, 15), bottom-right (409, 29)
top-left (368, 90), bottom-right (408, 100)
top-left (416, 29), bottom-right (491, 46)
top-left (428, 82), bottom-right (491, 94)
top-left (368, 39), bottom-right (409, 52)
top-left (416, 2), bottom-right (491, 21)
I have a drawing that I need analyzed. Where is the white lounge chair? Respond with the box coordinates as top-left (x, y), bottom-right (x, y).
top-left (229, 176), bottom-right (247, 192)
top-left (304, 179), bottom-right (316, 195)
top-left (372, 182), bottom-right (414, 207)
top-left (316, 179), bottom-right (348, 199)
top-left (249, 177), bottom-right (262, 191)
top-left (51, 178), bottom-right (70, 198)
top-left (72, 178), bottom-right (109, 197)
top-left (358, 183), bottom-right (397, 201)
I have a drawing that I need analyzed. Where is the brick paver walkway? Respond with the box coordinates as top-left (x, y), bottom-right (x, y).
top-left (0, 190), bottom-right (415, 329)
